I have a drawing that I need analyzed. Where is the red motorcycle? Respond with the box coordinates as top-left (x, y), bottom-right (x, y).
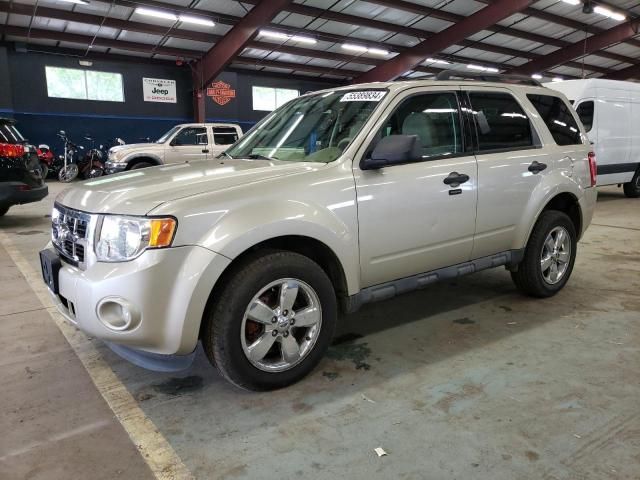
top-left (36, 144), bottom-right (55, 178)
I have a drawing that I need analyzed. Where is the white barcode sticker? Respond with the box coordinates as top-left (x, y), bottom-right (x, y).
top-left (340, 91), bottom-right (387, 102)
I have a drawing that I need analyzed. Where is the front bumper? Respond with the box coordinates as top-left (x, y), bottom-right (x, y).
top-left (0, 181), bottom-right (48, 207)
top-left (104, 161), bottom-right (127, 175)
top-left (46, 244), bottom-right (230, 355)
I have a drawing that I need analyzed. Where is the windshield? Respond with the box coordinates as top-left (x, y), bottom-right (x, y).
top-left (157, 126), bottom-right (181, 143)
top-left (0, 123), bottom-right (25, 144)
top-left (226, 89), bottom-right (388, 163)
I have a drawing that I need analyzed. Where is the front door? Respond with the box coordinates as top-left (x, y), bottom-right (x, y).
top-left (165, 126), bottom-right (210, 164)
top-left (354, 88), bottom-right (478, 288)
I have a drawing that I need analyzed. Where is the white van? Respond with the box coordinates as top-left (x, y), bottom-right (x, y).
top-left (546, 79), bottom-right (640, 198)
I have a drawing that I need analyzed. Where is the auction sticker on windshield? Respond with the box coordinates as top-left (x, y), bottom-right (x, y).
top-left (340, 91), bottom-right (387, 102)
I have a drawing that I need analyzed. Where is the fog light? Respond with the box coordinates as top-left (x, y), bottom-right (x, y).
top-left (96, 297), bottom-right (140, 331)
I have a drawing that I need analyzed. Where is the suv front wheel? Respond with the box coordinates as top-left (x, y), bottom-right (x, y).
top-left (202, 251), bottom-right (337, 391)
top-left (511, 210), bottom-right (577, 298)
top-left (623, 169), bottom-right (640, 198)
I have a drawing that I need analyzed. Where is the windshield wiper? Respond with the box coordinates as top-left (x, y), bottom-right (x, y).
top-left (246, 153), bottom-right (278, 161)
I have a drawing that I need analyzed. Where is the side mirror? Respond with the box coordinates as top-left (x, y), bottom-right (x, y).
top-left (360, 134), bottom-right (422, 170)
top-left (170, 138), bottom-right (181, 146)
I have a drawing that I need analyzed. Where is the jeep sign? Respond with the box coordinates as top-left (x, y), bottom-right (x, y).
top-left (143, 77), bottom-right (177, 103)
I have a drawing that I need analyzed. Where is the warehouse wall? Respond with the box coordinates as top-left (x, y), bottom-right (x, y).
top-left (0, 47), bottom-right (13, 116)
top-left (3, 48), bottom-right (342, 151)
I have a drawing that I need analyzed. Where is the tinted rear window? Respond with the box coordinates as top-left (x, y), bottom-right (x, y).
top-left (468, 92), bottom-right (533, 152)
top-left (213, 127), bottom-right (239, 145)
top-left (527, 94), bottom-right (582, 146)
top-left (575, 101), bottom-right (594, 132)
top-left (0, 123), bottom-right (25, 144)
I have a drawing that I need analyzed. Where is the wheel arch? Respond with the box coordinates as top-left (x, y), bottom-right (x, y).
top-left (125, 155), bottom-right (162, 169)
top-left (522, 190), bottom-right (584, 247)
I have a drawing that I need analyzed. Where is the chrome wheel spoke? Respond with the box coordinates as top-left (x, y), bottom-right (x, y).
top-left (557, 250), bottom-right (570, 264)
top-left (247, 300), bottom-right (276, 325)
top-left (540, 226), bottom-right (572, 285)
top-left (279, 281), bottom-right (299, 313)
top-left (293, 306), bottom-right (320, 327)
top-left (554, 229), bottom-right (565, 249)
top-left (545, 237), bottom-right (555, 253)
top-left (281, 335), bottom-right (300, 363)
top-left (541, 254), bottom-right (553, 271)
top-left (248, 333), bottom-right (277, 362)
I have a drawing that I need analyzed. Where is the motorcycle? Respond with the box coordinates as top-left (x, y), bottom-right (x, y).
top-left (36, 144), bottom-right (55, 179)
top-left (57, 131), bottom-right (85, 183)
top-left (78, 135), bottom-right (106, 180)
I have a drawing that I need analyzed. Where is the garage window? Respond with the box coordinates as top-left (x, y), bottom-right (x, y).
top-left (252, 86), bottom-right (299, 111)
top-left (45, 66), bottom-right (124, 102)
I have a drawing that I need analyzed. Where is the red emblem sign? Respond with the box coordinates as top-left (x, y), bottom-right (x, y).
top-left (206, 81), bottom-right (236, 106)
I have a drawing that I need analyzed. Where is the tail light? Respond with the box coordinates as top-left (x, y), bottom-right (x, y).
top-left (588, 151), bottom-right (597, 187)
top-left (0, 143), bottom-right (25, 158)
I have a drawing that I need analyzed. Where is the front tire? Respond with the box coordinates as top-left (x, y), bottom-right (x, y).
top-left (511, 211), bottom-right (577, 298)
top-left (202, 251), bottom-right (337, 391)
top-left (58, 164), bottom-right (79, 183)
top-left (623, 169), bottom-right (640, 198)
top-left (130, 162), bottom-right (153, 170)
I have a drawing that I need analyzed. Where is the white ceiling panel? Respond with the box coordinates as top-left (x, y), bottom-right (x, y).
top-left (273, 13), bottom-right (315, 29)
top-left (5, 13), bottom-right (32, 28)
top-left (74, 3), bottom-right (133, 20)
top-left (117, 30), bottom-right (164, 45)
top-left (32, 17), bottom-right (67, 31)
top-left (603, 42), bottom-right (640, 58)
top-left (193, 0), bottom-right (250, 17)
top-left (306, 57), bottom-right (342, 68)
top-left (408, 16), bottom-right (452, 36)
top-left (107, 48), bottom-right (152, 58)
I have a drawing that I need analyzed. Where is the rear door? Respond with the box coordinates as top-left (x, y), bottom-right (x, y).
top-left (465, 88), bottom-right (550, 259)
top-left (165, 126), bottom-right (210, 164)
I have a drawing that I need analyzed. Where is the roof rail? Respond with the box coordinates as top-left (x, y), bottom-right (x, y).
top-left (435, 70), bottom-right (543, 87)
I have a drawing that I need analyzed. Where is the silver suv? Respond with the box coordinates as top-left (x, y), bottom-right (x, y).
top-left (40, 77), bottom-right (597, 390)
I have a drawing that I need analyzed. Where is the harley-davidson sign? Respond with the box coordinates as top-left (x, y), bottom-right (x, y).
top-left (207, 81), bottom-right (236, 106)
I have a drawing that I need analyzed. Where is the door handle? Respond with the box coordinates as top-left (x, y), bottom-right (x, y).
top-left (202, 149), bottom-right (209, 153)
top-left (528, 161), bottom-right (547, 174)
top-left (443, 172), bottom-right (470, 187)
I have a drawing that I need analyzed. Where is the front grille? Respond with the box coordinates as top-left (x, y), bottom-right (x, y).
top-left (52, 204), bottom-right (92, 267)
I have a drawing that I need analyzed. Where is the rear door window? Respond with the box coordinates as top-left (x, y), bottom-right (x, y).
top-left (213, 127), bottom-right (240, 145)
top-left (527, 94), bottom-right (582, 145)
top-left (575, 101), bottom-right (594, 132)
top-left (468, 92), bottom-right (534, 152)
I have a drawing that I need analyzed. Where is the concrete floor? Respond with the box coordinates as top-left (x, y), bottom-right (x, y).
top-left (1, 181), bottom-right (638, 480)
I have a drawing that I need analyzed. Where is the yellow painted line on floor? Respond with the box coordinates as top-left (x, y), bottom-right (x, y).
top-left (0, 231), bottom-right (193, 480)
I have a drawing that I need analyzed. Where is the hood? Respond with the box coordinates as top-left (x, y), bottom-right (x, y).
top-left (55, 159), bottom-right (319, 215)
top-left (109, 142), bottom-right (157, 155)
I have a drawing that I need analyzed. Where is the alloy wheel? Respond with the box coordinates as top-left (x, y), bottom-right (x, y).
top-left (540, 226), bottom-right (571, 285)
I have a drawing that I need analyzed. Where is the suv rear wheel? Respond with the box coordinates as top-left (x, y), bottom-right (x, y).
top-left (202, 251), bottom-right (337, 391)
top-left (511, 210), bottom-right (577, 298)
top-left (623, 169), bottom-right (640, 198)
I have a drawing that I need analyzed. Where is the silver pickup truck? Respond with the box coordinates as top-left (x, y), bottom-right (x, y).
top-left (41, 78), bottom-right (597, 391)
top-left (105, 122), bottom-right (243, 173)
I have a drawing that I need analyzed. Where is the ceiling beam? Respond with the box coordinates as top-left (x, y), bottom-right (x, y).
top-left (510, 19), bottom-right (640, 76)
top-left (355, 0), bottom-right (536, 83)
top-left (0, 25), bottom-right (202, 58)
top-left (194, 0), bottom-right (293, 90)
top-left (604, 63), bottom-right (640, 80)
top-left (476, 0), bottom-right (640, 50)
top-left (231, 57), bottom-right (362, 78)
top-left (61, 0), bottom-right (622, 74)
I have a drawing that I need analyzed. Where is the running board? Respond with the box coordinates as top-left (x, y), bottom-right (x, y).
top-left (344, 249), bottom-right (524, 313)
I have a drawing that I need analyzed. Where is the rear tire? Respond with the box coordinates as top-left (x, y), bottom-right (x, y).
top-left (202, 251), bottom-right (337, 391)
top-left (130, 162), bottom-right (153, 170)
top-left (511, 210), bottom-right (577, 298)
top-left (623, 170), bottom-right (640, 198)
top-left (58, 164), bottom-right (79, 183)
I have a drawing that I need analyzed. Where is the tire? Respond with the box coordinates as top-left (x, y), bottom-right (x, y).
top-left (130, 162), bottom-right (153, 170)
top-left (623, 169), bottom-right (640, 198)
top-left (511, 210), bottom-right (577, 298)
top-left (202, 251), bottom-right (337, 391)
top-left (0, 205), bottom-right (9, 216)
top-left (39, 163), bottom-right (49, 179)
top-left (58, 164), bottom-right (79, 183)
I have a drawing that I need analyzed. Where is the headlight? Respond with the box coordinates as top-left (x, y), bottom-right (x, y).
top-left (95, 215), bottom-right (177, 262)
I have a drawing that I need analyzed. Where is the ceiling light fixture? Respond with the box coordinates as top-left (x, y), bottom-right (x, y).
top-left (560, 0), bottom-right (580, 5)
top-left (260, 30), bottom-right (316, 44)
top-left (59, 0), bottom-right (90, 4)
top-left (552, 77), bottom-right (564, 82)
top-left (179, 15), bottom-right (215, 27)
top-left (342, 43), bottom-right (368, 53)
top-left (593, 5), bottom-right (626, 21)
top-left (426, 58), bottom-right (451, 65)
top-left (290, 35), bottom-right (317, 44)
top-left (135, 7), bottom-right (178, 21)
top-left (368, 48), bottom-right (389, 56)
top-left (531, 74), bottom-right (543, 79)
top-left (467, 64), bottom-right (499, 73)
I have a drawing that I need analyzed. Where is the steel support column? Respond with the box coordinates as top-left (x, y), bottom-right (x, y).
top-left (354, 0), bottom-right (535, 83)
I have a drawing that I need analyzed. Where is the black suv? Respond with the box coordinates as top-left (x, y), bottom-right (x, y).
top-left (0, 118), bottom-right (48, 216)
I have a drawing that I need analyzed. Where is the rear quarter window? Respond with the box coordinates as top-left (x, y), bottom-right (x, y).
top-left (527, 94), bottom-right (582, 146)
top-left (575, 101), bottom-right (594, 132)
